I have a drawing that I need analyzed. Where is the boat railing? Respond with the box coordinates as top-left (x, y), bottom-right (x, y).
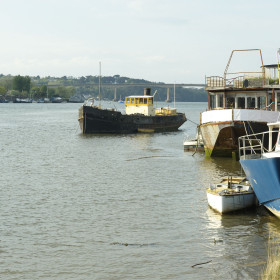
top-left (238, 131), bottom-right (278, 160)
top-left (226, 76), bottom-right (245, 88)
top-left (155, 107), bottom-right (177, 116)
top-left (205, 76), bottom-right (245, 89)
top-left (205, 75), bottom-right (269, 90)
top-left (84, 98), bottom-right (95, 107)
top-left (205, 76), bottom-right (225, 88)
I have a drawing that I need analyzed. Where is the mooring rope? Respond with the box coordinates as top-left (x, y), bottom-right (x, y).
top-left (187, 118), bottom-right (199, 126)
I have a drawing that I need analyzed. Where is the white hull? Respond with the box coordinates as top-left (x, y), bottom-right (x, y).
top-left (206, 177), bottom-right (256, 214)
top-left (183, 140), bottom-right (204, 151)
top-left (207, 191), bottom-right (256, 213)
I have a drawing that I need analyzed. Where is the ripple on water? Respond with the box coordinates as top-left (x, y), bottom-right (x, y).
top-left (0, 103), bottom-right (272, 280)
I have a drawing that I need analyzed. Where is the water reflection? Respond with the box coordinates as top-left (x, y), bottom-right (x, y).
top-left (200, 157), bottom-right (244, 177)
top-left (206, 207), bottom-right (261, 229)
top-left (265, 217), bottom-right (280, 236)
top-left (202, 207), bottom-right (272, 279)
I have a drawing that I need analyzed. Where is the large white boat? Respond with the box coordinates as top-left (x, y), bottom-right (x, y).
top-left (239, 121), bottom-right (280, 217)
top-left (200, 49), bottom-right (280, 158)
top-left (206, 176), bottom-right (256, 214)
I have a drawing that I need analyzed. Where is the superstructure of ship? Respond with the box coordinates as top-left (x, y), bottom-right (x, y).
top-left (200, 49), bottom-right (280, 158)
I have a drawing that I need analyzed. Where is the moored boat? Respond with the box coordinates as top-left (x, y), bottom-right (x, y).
top-left (239, 121), bottom-right (280, 217)
top-left (184, 130), bottom-right (204, 151)
top-left (78, 88), bottom-right (186, 134)
top-left (183, 138), bottom-right (204, 151)
top-left (201, 49), bottom-right (280, 158)
top-left (206, 176), bottom-right (256, 213)
top-left (13, 98), bottom-right (33, 103)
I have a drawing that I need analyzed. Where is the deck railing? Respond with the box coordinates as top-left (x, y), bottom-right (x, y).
top-left (238, 131), bottom-right (278, 160)
top-left (205, 75), bottom-right (269, 90)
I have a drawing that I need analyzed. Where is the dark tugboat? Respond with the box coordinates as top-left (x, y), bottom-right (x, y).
top-left (78, 88), bottom-right (186, 134)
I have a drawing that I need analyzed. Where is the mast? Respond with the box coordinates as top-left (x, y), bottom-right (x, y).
top-left (277, 49), bottom-right (280, 85)
top-left (99, 61), bottom-right (101, 107)
top-left (174, 82), bottom-right (176, 108)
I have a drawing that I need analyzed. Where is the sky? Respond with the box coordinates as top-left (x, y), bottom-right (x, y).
top-left (1, 0), bottom-right (280, 83)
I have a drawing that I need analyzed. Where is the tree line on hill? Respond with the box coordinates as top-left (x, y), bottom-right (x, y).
top-left (0, 74), bottom-right (207, 102)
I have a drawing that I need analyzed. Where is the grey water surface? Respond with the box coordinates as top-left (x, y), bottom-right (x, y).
top-left (1, 101), bottom-right (279, 280)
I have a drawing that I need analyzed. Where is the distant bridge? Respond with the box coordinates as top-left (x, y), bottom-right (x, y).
top-left (47, 83), bottom-right (205, 88)
top-left (101, 83), bottom-right (205, 88)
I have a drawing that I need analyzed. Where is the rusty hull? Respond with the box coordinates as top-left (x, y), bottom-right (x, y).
top-left (200, 121), bottom-right (269, 157)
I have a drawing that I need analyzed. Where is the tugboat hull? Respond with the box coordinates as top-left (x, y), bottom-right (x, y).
top-left (79, 105), bottom-right (186, 134)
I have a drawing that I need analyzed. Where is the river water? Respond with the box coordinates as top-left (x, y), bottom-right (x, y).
top-left (1, 101), bottom-right (280, 280)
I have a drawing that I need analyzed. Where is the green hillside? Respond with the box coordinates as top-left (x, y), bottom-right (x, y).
top-left (0, 74), bottom-right (207, 102)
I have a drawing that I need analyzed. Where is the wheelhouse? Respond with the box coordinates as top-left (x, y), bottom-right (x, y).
top-left (125, 95), bottom-right (155, 116)
top-left (125, 96), bottom-right (154, 106)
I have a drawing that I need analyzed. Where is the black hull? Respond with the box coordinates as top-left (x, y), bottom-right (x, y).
top-left (79, 105), bottom-right (187, 134)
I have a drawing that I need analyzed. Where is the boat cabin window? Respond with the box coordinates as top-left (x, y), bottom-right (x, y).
top-left (277, 93), bottom-right (280, 111)
top-left (226, 97), bottom-right (235, 108)
top-left (237, 97), bottom-right (245, 108)
top-left (218, 95), bottom-right (223, 108)
top-left (209, 95), bottom-right (216, 109)
top-left (268, 92), bottom-right (272, 108)
top-left (257, 96), bottom-right (266, 109)
top-left (127, 97), bottom-right (152, 105)
top-left (247, 97), bottom-right (255, 108)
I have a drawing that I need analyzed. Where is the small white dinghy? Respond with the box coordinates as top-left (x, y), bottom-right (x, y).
top-left (206, 176), bottom-right (256, 214)
top-left (183, 138), bottom-right (204, 151)
top-left (184, 131), bottom-right (204, 151)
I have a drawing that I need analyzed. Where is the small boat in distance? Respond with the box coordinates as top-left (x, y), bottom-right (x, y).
top-left (206, 176), bottom-right (256, 214)
top-left (78, 88), bottom-right (187, 134)
top-left (239, 121), bottom-right (280, 217)
top-left (13, 98), bottom-right (32, 103)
